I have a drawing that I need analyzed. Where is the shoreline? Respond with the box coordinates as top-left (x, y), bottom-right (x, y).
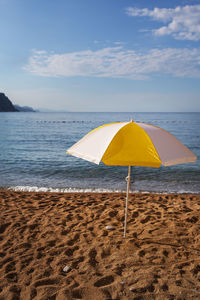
top-left (0, 190), bottom-right (200, 299)
top-left (2, 186), bottom-right (200, 195)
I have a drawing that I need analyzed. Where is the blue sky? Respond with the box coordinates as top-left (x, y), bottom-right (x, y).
top-left (0, 0), bottom-right (200, 112)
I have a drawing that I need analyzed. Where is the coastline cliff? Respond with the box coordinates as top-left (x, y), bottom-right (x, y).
top-left (0, 93), bottom-right (18, 112)
top-left (0, 92), bottom-right (36, 112)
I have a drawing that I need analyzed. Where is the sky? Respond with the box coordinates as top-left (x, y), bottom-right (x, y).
top-left (0, 0), bottom-right (200, 112)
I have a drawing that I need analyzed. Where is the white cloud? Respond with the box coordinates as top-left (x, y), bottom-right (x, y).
top-left (24, 47), bottom-right (200, 79)
top-left (126, 5), bottom-right (200, 41)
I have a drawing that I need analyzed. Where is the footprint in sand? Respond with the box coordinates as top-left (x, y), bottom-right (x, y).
top-left (34, 278), bottom-right (58, 288)
top-left (89, 248), bottom-right (98, 267)
top-left (71, 289), bottom-right (83, 299)
top-left (0, 222), bottom-right (11, 234)
top-left (101, 247), bottom-right (111, 259)
top-left (67, 233), bottom-right (80, 246)
top-left (130, 283), bottom-right (155, 294)
top-left (138, 250), bottom-right (145, 257)
top-left (72, 256), bottom-right (84, 269)
top-left (65, 245), bottom-right (79, 257)
top-left (186, 216), bottom-right (198, 223)
top-left (6, 272), bottom-right (18, 283)
top-left (30, 288), bottom-right (37, 299)
top-left (5, 261), bottom-right (16, 273)
top-left (9, 285), bottom-right (21, 300)
top-left (161, 283), bottom-right (168, 292)
top-left (94, 275), bottom-right (114, 287)
top-left (0, 257), bottom-right (13, 269)
top-left (140, 216), bottom-right (151, 224)
top-left (20, 256), bottom-right (33, 270)
top-left (192, 264), bottom-right (200, 276)
top-left (115, 264), bottom-right (126, 276)
top-left (108, 210), bottom-right (118, 218)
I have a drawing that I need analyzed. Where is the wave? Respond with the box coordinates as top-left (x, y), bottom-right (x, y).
top-left (8, 186), bottom-right (121, 193)
top-left (7, 185), bottom-right (199, 194)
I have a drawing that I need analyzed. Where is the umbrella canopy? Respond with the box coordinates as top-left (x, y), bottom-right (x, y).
top-left (67, 121), bottom-right (196, 167)
top-left (67, 120), bottom-right (197, 236)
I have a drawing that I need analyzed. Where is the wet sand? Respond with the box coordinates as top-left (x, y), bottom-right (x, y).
top-left (0, 190), bottom-right (200, 299)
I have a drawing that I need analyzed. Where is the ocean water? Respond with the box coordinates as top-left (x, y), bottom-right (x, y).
top-left (0, 112), bottom-right (199, 193)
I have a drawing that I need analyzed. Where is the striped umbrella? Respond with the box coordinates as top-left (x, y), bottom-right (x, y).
top-left (67, 120), bottom-right (197, 237)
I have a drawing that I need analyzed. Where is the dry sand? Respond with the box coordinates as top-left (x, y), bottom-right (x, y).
top-left (0, 190), bottom-right (200, 300)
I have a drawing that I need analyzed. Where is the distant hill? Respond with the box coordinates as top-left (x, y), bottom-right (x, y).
top-left (0, 93), bottom-right (18, 112)
top-left (14, 104), bottom-right (36, 112)
top-left (0, 92), bottom-right (36, 112)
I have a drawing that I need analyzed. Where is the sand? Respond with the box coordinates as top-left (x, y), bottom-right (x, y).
top-left (0, 190), bottom-right (200, 300)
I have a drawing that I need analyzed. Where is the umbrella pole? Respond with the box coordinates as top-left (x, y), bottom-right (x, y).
top-left (124, 165), bottom-right (131, 238)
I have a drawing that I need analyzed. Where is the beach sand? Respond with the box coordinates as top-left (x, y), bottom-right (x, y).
top-left (0, 190), bottom-right (199, 300)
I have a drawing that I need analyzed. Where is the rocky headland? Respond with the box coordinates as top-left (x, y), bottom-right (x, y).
top-left (0, 92), bottom-right (35, 112)
top-left (0, 93), bottom-right (18, 112)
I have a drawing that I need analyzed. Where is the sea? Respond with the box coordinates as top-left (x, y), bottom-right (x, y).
top-left (0, 112), bottom-right (199, 194)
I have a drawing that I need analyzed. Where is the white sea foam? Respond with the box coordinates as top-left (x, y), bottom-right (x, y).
top-left (8, 185), bottom-right (122, 193)
top-left (7, 186), bottom-right (199, 194)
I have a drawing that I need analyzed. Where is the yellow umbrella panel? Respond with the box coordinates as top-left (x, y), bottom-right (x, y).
top-left (101, 122), bottom-right (161, 167)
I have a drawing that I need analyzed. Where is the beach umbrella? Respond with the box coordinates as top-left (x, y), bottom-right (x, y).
top-left (67, 120), bottom-right (197, 237)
